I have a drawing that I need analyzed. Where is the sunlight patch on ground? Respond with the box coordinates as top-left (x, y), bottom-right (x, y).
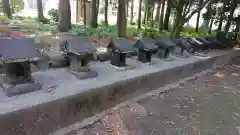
top-left (214, 72), bottom-right (225, 78)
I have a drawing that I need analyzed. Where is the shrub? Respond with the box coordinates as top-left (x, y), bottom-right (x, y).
top-left (70, 25), bottom-right (115, 37)
top-left (39, 23), bottom-right (58, 34)
top-left (0, 15), bottom-right (9, 22)
top-left (48, 9), bottom-right (59, 22)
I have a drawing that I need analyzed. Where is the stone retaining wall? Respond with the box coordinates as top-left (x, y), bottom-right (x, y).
top-left (0, 50), bottom-right (239, 135)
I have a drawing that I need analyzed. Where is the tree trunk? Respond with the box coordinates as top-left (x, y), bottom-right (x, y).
top-left (163, 0), bottom-right (171, 30)
top-left (117, 0), bottom-right (127, 37)
top-left (83, 0), bottom-right (87, 26)
top-left (235, 20), bottom-right (239, 39)
top-left (104, 0), bottom-right (108, 26)
top-left (150, 6), bottom-right (154, 27)
top-left (195, 10), bottom-right (201, 32)
top-left (143, 7), bottom-right (147, 25)
top-left (126, 0), bottom-right (129, 18)
top-left (146, 6), bottom-right (151, 24)
top-left (96, 0), bottom-right (100, 16)
top-left (217, 3), bottom-right (226, 31)
top-left (37, 0), bottom-right (45, 22)
top-left (224, 4), bottom-right (237, 33)
top-left (159, 0), bottom-right (165, 30)
top-left (137, 0), bottom-right (143, 29)
top-left (59, 0), bottom-right (71, 32)
top-left (217, 16), bottom-right (223, 31)
top-left (130, 0), bottom-right (134, 24)
top-left (155, 0), bottom-right (161, 21)
top-left (171, 10), bottom-right (183, 38)
top-left (91, 0), bottom-right (98, 28)
top-left (208, 17), bottom-right (214, 34)
top-left (3, 0), bottom-right (12, 19)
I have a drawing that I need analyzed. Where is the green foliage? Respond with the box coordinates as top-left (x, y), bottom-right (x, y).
top-left (39, 23), bottom-right (58, 34)
top-left (19, 18), bottom-right (39, 30)
top-left (133, 27), bottom-right (162, 38)
top-left (48, 9), bottom-right (59, 22)
top-left (70, 25), bottom-right (117, 37)
top-left (0, 15), bottom-right (9, 21)
top-left (180, 27), bottom-right (217, 37)
top-left (10, 0), bottom-right (24, 12)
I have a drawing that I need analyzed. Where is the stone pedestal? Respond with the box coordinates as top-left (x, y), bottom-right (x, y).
top-left (138, 49), bottom-right (152, 63)
top-left (5, 62), bottom-right (31, 84)
top-left (110, 52), bottom-right (126, 67)
top-left (49, 56), bottom-right (69, 68)
top-left (157, 48), bottom-right (171, 59)
top-left (70, 55), bottom-right (90, 72)
top-left (172, 47), bottom-right (189, 58)
top-left (69, 55), bottom-right (97, 79)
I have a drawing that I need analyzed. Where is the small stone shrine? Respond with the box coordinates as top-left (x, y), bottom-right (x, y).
top-left (107, 38), bottom-right (134, 67)
top-left (64, 38), bottom-right (98, 79)
top-left (134, 39), bottom-right (158, 63)
top-left (216, 31), bottom-right (227, 45)
top-left (0, 38), bottom-right (42, 97)
top-left (155, 37), bottom-right (175, 59)
top-left (175, 38), bottom-right (197, 54)
top-left (205, 36), bottom-right (225, 49)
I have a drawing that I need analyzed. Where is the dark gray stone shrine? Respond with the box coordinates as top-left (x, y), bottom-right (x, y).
top-left (134, 39), bottom-right (158, 63)
top-left (175, 38), bottom-right (197, 54)
top-left (107, 38), bottom-right (134, 67)
top-left (155, 37), bottom-right (175, 58)
top-left (0, 38), bottom-right (42, 97)
top-left (64, 38), bottom-right (98, 79)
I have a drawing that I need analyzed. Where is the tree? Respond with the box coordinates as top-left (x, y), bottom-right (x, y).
top-left (159, 0), bottom-right (166, 30)
top-left (155, 0), bottom-right (161, 21)
top-left (170, 0), bottom-right (213, 38)
top-left (216, 1), bottom-right (227, 31)
top-left (117, 0), bottom-right (127, 37)
top-left (195, 10), bottom-right (201, 32)
top-left (208, 16), bottom-right (214, 33)
top-left (224, 0), bottom-right (238, 32)
top-left (163, 0), bottom-right (171, 30)
top-left (9, 0), bottom-right (24, 13)
top-left (130, 0), bottom-right (134, 24)
top-left (201, 2), bottom-right (216, 33)
top-left (91, 0), bottom-right (98, 28)
top-left (137, 0), bottom-right (143, 29)
top-left (233, 15), bottom-right (240, 39)
top-left (142, 0), bottom-right (155, 27)
top-left (37, 0), bottom-right (45, 22)
top-left (155, 1), bottom-right (160, 21)
top-left (3, 0), bottom-right (12, 19)
top-left (104, 0), bottom-right (108, 26)
top-left (58, 0), bottom-right (71, 32)
top-left (83, 0), bottom-right (87, 26)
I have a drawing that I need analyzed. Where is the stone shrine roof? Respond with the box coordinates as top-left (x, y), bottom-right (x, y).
top-left (0, 38), bottom-right (40, 63)
top-left (156, 37), bottom-right (176, 49)
top-left (108, 38), bottom-right (134, 53)
top-left (65, 38), bottom-right (96, 55)
top-left (134, 39), bottom-right (158, 51)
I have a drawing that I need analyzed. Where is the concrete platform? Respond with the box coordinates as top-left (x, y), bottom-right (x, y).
top-left (0, 50), bottom-right (239, 135)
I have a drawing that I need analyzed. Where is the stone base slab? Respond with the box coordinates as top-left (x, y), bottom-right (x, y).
top-left (69, 70), bottom-right (98, 80)
top-left (2, 82), bottom-right (42, 97)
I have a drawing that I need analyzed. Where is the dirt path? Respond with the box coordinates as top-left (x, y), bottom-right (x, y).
top-left (67, 58), bottom-right (240, 135)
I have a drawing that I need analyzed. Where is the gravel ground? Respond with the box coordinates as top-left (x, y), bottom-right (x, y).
top-left (66, 57), bottom-right (240, 135)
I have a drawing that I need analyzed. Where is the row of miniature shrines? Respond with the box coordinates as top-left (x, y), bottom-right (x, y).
top-left (0, 31), bottom-right (234, 96)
